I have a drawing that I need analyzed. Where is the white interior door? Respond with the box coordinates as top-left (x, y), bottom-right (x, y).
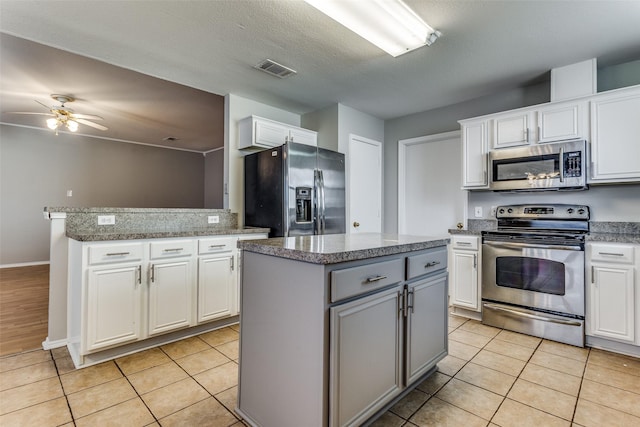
top-left (348, 135), bottom-right (382, 233)
top-left (398, 131), bottom-right (466, 236)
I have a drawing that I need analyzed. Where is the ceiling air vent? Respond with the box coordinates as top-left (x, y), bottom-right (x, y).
top-left (254, 59), bottom-right (297, 78)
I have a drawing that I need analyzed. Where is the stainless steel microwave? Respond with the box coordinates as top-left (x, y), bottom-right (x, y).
top-left (489, 139), bottom-right (587, 192)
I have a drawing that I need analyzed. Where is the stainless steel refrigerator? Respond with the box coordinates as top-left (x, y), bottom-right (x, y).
top-left (244, 142), bottom-right (346, 237)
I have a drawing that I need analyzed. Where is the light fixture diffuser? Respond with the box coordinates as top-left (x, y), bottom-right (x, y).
top-left (305, 0), bottom-right (441, 57)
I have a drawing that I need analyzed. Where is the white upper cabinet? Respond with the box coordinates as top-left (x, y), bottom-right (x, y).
top-left (537, 101), bottom-right (587, 143)
top-left (239, 115), bottom-right (317, 149)
top-left (589, 86), bottom-right (640, 183)
top-left (492, 111), bottom-right (532, 148)
top-left (460, 119), bottom-right (489, 188)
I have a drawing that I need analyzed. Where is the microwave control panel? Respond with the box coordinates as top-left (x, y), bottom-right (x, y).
top-left (563, 151), bottom-right (582, 177)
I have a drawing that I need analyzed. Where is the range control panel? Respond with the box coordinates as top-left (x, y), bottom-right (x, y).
top-left (496, 204), bottom-right (589, 220)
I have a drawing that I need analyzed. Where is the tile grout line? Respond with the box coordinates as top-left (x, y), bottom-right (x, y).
top-left (50, 348), bottom-right (77, 427)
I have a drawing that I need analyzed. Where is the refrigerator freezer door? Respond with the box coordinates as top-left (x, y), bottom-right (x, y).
top-left (286, 143), bottom-right (318, 236)
top-left (244, 146), bottom-right (285, 237)
top-left (317, 147), bottom-right (346, 235)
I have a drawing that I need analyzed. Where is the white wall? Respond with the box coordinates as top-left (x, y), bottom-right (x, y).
top-left (204, 147), bottom-right (224, 208)
top-left (301, 104), bottom-right (339, 151)
top-left (224, 94), bottom-right (301, 225)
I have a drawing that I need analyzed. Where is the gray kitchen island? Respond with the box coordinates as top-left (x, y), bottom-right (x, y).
top-left (236, 233), bottom-right (450, 427)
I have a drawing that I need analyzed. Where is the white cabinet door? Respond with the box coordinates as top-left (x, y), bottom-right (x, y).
top-left (450, 250), bottom-right (480, 311)
top-left (462, 121), bottom-right (488, 188)
top-left (590, 87), bottom-right (640, 183)
top-left (537, 102), bottom-right (585, 143)
top-left (86, 264), bottom-right (142, 352)
top-left (406, 273), bottom-right (447, 384)
top-left (588, 264), bottom-right (635, 343)
top-left (254, 119), bottom-right (288, 148)
top-left (330, 286), bottom-right (402, 427)
top-left (198, 255), bottom-right (235, 323)
top-left (492, 111), bottom-right (532, 148)
top-left (148, 260), bottom-right (194, 336)
top-left (289, 127), bottom-right (317, 146)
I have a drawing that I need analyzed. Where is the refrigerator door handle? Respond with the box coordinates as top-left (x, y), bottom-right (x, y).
top-left (314, 169), bottom-right (321, 235)
top-left (319, 169), bottom-right (326, 234)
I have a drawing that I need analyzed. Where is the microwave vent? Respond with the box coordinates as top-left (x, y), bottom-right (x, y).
top-left (254, 59), bottom-right (297, 78)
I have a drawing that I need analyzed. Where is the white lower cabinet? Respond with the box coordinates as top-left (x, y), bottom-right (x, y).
top-left (449, 235), bottom-right (481, 317)
top-left (86, 264), bottom-right (142, 352)
top-left (586, 243), bottom-right (638, 345)
top-left (148, 259), bottom-right (194, 336)
top-left (198, 254), bottom-right (236, 323)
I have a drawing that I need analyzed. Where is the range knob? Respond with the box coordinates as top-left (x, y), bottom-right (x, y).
top-left (499, 208), bottom-right (505, 214)
top-left (567, 208), bottom-right (574, 214)
top-left (507, 208), bottom-right (513, 214)
top-left (578, 208), bottom-right (585, 215)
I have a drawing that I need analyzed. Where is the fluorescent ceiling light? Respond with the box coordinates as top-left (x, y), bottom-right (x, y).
top-left (305, 0), bottom-right (441, 57)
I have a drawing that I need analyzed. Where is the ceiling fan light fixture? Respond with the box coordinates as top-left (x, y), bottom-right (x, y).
top-left (66, 120), bottom-right (79, 132)
top-left (46, 118), bottom-right (59, 130)
top-left (305, 0), bottom-right (441, 57)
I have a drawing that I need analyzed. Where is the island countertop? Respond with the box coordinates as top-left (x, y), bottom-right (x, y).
top-left (237, 232), bottom-right (450, 264)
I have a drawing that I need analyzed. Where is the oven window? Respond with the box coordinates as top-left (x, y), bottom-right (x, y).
top-left (493, 155), bottom-right (559, 181)
top-left (495, 256), bottom-right (565, 295)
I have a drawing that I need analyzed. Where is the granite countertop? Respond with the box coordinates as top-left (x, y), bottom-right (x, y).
top-left (237, 233), bottom-right (450, 265)
top-left (67, 227), bottom-right (270, 242)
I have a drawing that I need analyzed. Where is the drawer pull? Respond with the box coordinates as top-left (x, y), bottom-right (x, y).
top-left (163, 248), bottom-right (184, 252)
top-left (106, 252), bottom-right (130, 256)
top-left (365, 275), bottom-right (388, 283)
top-left (209, 244), bottom-right (226, 249)
top-left (456, 242), bottom-right (472, 246)
top-left (425, 261), bottom-right (441, 268)
top-left (598, 252), bottom-right (624, 257)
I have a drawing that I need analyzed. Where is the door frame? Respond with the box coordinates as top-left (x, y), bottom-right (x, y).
top-left (397, 130), bottom-right (465, 234)
top-left (348, 134), bottom-right (383, 233)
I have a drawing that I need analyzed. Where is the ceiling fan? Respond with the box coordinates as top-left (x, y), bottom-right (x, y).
top-left (7, 94), bottom-right (108, 133)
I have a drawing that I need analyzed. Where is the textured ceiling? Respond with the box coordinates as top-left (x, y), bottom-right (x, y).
top-left (1, 1), bottom-right (640, 152)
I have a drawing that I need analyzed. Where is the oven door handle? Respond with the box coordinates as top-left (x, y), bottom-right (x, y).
top-left (482, 240), bottom-right (583, 251)
top-left (483, 303), bottom-right (583, 326)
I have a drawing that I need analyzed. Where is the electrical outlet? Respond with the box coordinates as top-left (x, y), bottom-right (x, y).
top-left (98, 215), bottom-right (115, 225)
top-left (491, 206), bottom-right (497, 217)
top-left (208, 215), bottom-right (220, 224)
top-left (66, 190), bottom-right (73, 197)
top-left (474, 206), bottom-right (483, 218)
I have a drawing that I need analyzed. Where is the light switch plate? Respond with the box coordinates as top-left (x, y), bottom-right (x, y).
top-left (208, 215), bottom-right (220, 224)
top-left (98, 215), bottom-right (116, 225)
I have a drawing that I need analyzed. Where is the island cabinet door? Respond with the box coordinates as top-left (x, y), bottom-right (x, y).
top-left (330, 286), bottom-right (403, 427)
top-left (406, 272), bottom-right (448, 384)
top-left (85, 264), bottom-right (142, 353)
top-left (148, 259), bottom-right (194, 336)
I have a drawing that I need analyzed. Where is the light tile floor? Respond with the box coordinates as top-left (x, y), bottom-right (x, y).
top-left (1, 319), bottom-right (639, 426)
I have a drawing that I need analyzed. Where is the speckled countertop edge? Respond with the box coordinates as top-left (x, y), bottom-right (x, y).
top-left (67, 227), bottom-right (270, 242)
top-left (45, 207), bottom-right (231, 214)
top-left (238, 235), bottom-right (450, 265)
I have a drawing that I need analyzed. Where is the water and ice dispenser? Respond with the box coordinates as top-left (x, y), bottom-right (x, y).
top-left (295, 187), bottom-right (312, 223)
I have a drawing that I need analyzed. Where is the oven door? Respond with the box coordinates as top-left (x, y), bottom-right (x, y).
top-left (482, 240), bottom-right (584, 317)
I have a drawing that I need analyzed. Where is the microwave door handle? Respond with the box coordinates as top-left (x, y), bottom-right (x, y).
top-left (559, 147), bottom-right (564, 182)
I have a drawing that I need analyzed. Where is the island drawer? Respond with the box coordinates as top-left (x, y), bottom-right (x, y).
top-left (88, 243), bottom-right (144, 265)
top-left (149, 240), bottom-right (195, 259)
top-left (198, 237), bottom-right (237, 254)
top-left (406, 247), bottom-right (448, 280)
top-left (330, 258), bottom-right (404, 303)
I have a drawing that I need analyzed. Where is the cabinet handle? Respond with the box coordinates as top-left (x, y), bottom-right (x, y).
top-left (106, 252), bottom-right (130, 256)
top-left (591, 266), bottom-right (595, 284)
top-left (150, 264), bottom-right (155, 283)
top-left (163, 248), bottom-right (183, 252)
top-left (402, 287), bottom-right (409, 318)
top-left (230, 256), bottom-right (234, 271)
top-left (408, 289), bottom-right (415, 314)
top-left (473, 254), bottom-right (477, 269)
top-left (456, 242), bottom-right (472, 246)
top-left (425, 261), bottom-right (441, 268)
top-left (365, 275), bottom-right (387, 283)
top-left (137, 265), bottom-right (142, 285)
top-left (598, 252), bottom-right (624, 257)
top-left (209, 244), bottom-right (226, 249)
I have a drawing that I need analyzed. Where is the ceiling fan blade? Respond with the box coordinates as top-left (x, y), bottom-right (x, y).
top-left (71, 113), bottom-right (104, 120)
top-left (34, 100), bottom-right (52, 110)
top-left (4, 111), bottom-right (55, 116)
top-left (75, 118), bottom-right (108, 131)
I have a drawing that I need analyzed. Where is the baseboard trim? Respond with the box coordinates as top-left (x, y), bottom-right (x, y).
top-left (42, 337), bottom-right (67, 350)
top-left (1, 261), bottom-right (50, 269)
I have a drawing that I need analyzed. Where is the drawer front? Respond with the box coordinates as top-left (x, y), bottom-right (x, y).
top-left (331, 258), bottom-right (404, 303)
top-left (451, 235), bottom-right (479, 250)
top-left (198, 237), bottom-right (237, 255)
top-left (589, 243), bottom-right (634, 264)
top-left (149, 240), bottom-right (195, 259)
top-left (407, 247), bottom-right (448, 280)
top-left (88, 243), bottom-right (144, 265)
